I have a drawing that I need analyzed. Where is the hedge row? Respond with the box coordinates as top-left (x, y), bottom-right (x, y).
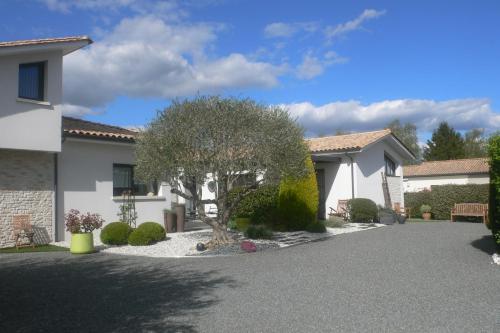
top-left (488, 135), bottom-right (500, 249)
top-left (405, 184), bottom-right (489, 220)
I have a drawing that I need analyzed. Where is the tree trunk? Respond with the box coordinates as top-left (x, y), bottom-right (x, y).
top-left (211, 222), bottom-right (231, 244)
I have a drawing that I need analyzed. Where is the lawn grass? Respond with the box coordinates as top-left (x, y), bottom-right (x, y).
top-left (0, 244), bottom-right (68, 254)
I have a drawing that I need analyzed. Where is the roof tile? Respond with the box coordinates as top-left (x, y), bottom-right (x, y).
top-left (306, 129), bottom-right (392, 153)
top-left (62, 117), bottom-right (137, 141)
top-left (403, 158), bottom-right (489, 177)
top-left (0, 36), bottom-right (92, 48)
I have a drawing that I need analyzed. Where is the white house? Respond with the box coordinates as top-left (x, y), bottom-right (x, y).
top-left (0, 37), bottom-right (173, 247)
top-left (0, 36), bottom-right (415, 248)
top-left (307, 130), bottom-right (415, 219)
top-left (403, 158), bottom-right (490, 192)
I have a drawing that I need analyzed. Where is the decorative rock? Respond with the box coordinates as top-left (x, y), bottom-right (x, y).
top-left (196, 242), bottom-right (206, 252)
top-left (240, 240), bottom-right (257, 253)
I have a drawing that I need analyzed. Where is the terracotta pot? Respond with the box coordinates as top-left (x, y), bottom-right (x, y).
top-left (422, 212), bottom-right (431, 220)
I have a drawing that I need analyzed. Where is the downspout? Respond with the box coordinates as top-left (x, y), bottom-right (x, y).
top-left (53, 153), bottom-right (58, 242)
top-left (345, 153), bottom-right (355, 199)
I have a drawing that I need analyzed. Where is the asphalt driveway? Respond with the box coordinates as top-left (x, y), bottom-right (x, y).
top-left (1, 222), bottom-right (499, 332)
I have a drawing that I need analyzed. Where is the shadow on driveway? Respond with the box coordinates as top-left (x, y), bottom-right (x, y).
top-left (0, 253), bottom-right (236, 332)
top-left (470, 235), bottom-right (496, 255)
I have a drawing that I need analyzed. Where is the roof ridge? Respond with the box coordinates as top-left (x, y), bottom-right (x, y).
top-left (414, 157), bottom-right (489, 165)
top-left (307, 128), bottom-right (390, 141)
top-left (62, 116), bottom-right (136, 133)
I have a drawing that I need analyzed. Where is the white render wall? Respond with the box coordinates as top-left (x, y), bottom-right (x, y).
top-left (403, 174), bottom-right (489, 192)
top-left (315, 157), bottom-right (353, 217)
top-left (354, 141), bottom-right (404, 207)
top-left (0, 51), bottom-right (63, 152)
top-left (56, 139), bottom-right (172, 241)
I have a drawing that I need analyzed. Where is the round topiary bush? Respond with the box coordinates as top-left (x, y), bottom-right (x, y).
top-left (128, 222), bottom-right (166, 246)
top-left (278, 155), bottom-right (319, 231)
top-left (348, 198), bottom-right (378, 223)
top-left (305, 221), bottom-right (327, 233)
top-left (100, 222), bottom-right (133, 245)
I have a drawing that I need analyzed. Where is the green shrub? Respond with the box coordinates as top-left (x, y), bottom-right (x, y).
top-left (404, 190), bottom-right (432, 218)
top-left (235, 217), bottom-right (251, 231)
top-left (278, 156), bottom-right (319, 230)
top-left (244, 225), bottom-right (273, 239)
top-left (420, 205), bottom-right (431, 214)
top-left (347, 198), bottom-right (378, 223)
top-left (128, 222), bottom-right (166, 246)
top-left (325, 216), bottom-right (346, 228)
top-left (227, 218), bottom-right (237, 230)
top-left (405, 184), bottom-right (489, 220)
top-left (230, 184), bottom-right (279, 225)
top-left (305, 221), bottom-right (327, 233)
top-left (488, 134), bottom-right (500, 248)
top-left (100, 222), bottom-right (133, 245)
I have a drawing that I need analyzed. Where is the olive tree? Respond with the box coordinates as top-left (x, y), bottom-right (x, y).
top-left (135, 96), bottom-right (309, 244)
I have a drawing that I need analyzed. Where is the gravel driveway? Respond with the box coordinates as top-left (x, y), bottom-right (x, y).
top-left (1, 222), bottom-right (498, 332)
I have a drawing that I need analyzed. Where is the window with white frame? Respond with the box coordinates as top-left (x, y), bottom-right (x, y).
top-left (384, 154), bottom-right (396, 176)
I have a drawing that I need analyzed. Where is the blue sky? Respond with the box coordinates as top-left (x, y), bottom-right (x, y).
top-left (1, 0), bottom-right (499, 140)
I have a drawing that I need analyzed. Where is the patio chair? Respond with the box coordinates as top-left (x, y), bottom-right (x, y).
top-left (13, 215), bottom-right (35, 249)
top-left (329, 199), bottom-right (349, 220)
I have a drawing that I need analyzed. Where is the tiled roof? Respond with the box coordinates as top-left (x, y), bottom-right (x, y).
top-left (403, 158), bottom-right (490, 177)
top-left (0, 36), bottom-right (92, 48)
top-left (62, 117), bottom-right (137, 142)
top-left (307, 129), bottom-right (392, 153)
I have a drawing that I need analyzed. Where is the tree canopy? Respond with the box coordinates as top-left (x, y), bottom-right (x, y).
top-left (386, 119), bottom-right (421, 164)
top-left (464, 128), bottom-right (488, 158)
top-left (135, 96), bottom-right (309, 243)
top-left (423, 122), bottom-right (465, 161)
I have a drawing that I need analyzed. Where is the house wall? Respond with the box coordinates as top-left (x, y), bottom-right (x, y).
top-left (0, 51), bottom-right (63, 152)
top-left (0, 149), bottom-right (54, 248)
top-left (403, 174), bottom-right (490, 192)
top-left (315, 157), bottom-right (353, 218)
top-left (354, 141), bottom-right (404, 207)
top-left (56, 139), bottom-right (172, 241)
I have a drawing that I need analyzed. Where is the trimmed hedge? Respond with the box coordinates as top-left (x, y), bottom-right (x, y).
top-left (278, 155), bottom-right (319, 231)
top-left (488, 135), bottom-right (500, 249)
top-left (100, 222), bottom-right (133, 245)
top-left (305, 221), bottom-right (327, 233)
top-left (405, 184), bottom-right (489, 220)
top-left (230, 184), bottom-right (279, 225)
top-left (245, 225), bottom-right (273, 239)
top-left (347, 198), bottom-right (378, 223)
top-left (128, 222), bottom-right (166, 246)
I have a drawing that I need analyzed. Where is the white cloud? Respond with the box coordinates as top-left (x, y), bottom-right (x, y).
top-left (264, 21), bottom-right (319, 38)
top-left (60, 104), bottom-right (95, 117)
top-left (325, 9), bottom-right (386, 41)
top-left (62, 16), bottom-right (286, 113)
top-left (296, 54), bottom-right (324, 79)
top-left (296, 51), bottom-right (348, 79)
top-left (283, 98), bottom-right (500, 136)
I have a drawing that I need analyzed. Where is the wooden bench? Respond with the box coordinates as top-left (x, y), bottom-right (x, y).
top-left (450, 203), bottom-right (488, 224)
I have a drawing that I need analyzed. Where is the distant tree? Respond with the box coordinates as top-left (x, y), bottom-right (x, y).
top-left (464, 128), bottom-right (488, 158)
top-left (386, 119), bottom-right (421, 164)
top-left (423, 122), bottom-right (465, 161)
top-left (135, 96), bottom-right (309, 244)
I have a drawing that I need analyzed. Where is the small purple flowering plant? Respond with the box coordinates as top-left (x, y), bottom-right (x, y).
top-left (65, 209), bottom-right (104, 234)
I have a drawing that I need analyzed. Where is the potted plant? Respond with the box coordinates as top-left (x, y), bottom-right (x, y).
top-left (420, 205), bottom-right (432, 220)
top-left (65, 209), bottom-right (104, 254)
top-left (378, 207), bottom-right (396, 225)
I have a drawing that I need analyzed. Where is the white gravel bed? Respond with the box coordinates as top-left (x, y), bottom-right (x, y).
top-left (52, 223), bottom-right (383, 258)
top-left (492, 253), bottom-right (500, 266)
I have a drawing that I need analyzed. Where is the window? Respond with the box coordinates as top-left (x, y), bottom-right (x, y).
top-left (19, 62), bottom-right (45, 101)
top-left (384, 154), bottom-right (396, 176)
top-left (112, 164), bottom-right (149, 196)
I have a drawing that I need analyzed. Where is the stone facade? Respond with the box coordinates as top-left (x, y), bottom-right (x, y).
top-left (0, 149), bottom-right (54, 248)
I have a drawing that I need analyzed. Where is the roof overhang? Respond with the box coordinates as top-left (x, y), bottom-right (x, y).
top-left (0, 37), bottom-right (93, 57)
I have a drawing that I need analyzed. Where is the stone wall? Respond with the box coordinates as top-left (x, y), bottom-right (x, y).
top-left (0, 150), bottom-right (54, 248)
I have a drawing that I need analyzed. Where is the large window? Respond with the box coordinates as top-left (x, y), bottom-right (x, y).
top-left (384, 154), bottom-right (396, 176)
top-left (113, 164), bottom-right (149, 196)
top-left (19, 62), bottom-right (45, 101)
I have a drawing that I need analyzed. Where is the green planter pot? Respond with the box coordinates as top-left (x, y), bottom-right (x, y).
top-left (235, 217), bottom-right (251, 232)
top-left (70, 233), bottom-right (95, 254)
